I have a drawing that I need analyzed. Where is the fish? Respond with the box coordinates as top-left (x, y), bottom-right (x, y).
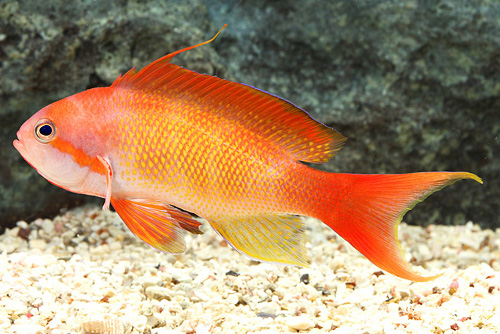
top-left (13, 25), bottom-right (482, 281)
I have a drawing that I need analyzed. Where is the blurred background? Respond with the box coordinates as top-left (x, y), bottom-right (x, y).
top-left (1, 0), bottom-right (498, 232)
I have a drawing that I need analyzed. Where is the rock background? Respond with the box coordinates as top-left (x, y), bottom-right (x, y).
top-left (1, 0), bottom-right (498, 231)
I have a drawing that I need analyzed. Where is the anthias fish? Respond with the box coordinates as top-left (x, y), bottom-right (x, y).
top-left (14, 26), bottom-right (482, 281)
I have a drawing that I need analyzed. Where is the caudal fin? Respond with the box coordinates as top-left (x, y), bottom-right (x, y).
top-left (317, 172), bottom-right (482, 282)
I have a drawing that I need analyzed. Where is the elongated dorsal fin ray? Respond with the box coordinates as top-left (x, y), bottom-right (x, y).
top-left (111, 25), bottom-right (227, 89)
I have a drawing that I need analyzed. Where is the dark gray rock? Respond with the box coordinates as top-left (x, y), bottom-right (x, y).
top-left (1, 0), bottom-right (498, 231)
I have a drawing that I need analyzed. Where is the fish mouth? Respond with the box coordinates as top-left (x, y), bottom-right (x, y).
top-left (13, 135), bottom-right (40, 176)
top-left (13, 133), bottom-right (24, 152)
top-left (13, 133), bottom-right (29, 161)
top-left (13, 139), bottom-right (23, 151)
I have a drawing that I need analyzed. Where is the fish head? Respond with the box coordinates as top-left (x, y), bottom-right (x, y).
top-left (13, 92), bottom-right (106, 193)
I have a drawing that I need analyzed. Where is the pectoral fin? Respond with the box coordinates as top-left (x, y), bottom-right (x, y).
top-left (111, 198), bottom-right (203, 253)
top-left (96, 155), bottom-right (113, 211)
top-left (207, 214), bottom-right (309, 266)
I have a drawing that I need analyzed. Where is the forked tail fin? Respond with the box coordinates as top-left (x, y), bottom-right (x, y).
top-left (317, 172), bottom-right (482, 281)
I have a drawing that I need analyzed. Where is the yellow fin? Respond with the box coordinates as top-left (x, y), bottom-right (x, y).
top-left (207, 214), bottom-right (309, 266)
top-left (111, 198), bottom-right (202, 253)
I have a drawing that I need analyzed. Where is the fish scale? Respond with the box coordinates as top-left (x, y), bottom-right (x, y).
top-left (14, 26), bottom-right (482, 281)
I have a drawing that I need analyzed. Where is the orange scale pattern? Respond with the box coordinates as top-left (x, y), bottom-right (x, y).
top-left (110, 92), bottom-right (301, 218)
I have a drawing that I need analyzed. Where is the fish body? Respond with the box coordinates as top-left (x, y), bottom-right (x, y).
top-left (14, 26), bottom-right (482, 281)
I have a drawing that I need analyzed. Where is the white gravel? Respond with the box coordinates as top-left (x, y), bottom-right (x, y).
top-left (1, 205), bottom-right (499, 333)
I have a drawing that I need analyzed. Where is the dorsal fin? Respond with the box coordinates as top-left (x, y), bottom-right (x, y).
top-left (111, 25), bottom-right (346, 163)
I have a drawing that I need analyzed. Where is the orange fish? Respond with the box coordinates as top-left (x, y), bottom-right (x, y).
top-left (14, 26), bottom-right (481, 281)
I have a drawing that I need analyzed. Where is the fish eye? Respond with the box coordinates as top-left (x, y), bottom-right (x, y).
top-left (34, 119), bottom-right (56, 143)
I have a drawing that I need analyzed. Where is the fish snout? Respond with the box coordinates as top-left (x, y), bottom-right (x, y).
top-left (13, 132), bottom-right (24, 151)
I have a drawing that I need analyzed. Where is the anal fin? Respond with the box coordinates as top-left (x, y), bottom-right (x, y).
top-left (111, 198), bottom-right (202, 253)
top-left (207, 214), bottom-right (309, 266)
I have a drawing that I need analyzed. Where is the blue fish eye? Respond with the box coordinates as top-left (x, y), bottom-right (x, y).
top-left (34, 119), bottom-right (56, 143)
top-left (39, 125), bottom-right (52, 136)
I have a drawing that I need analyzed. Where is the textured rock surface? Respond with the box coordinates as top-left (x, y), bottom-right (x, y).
top-left (1, 0), bottom-right (498, 229)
